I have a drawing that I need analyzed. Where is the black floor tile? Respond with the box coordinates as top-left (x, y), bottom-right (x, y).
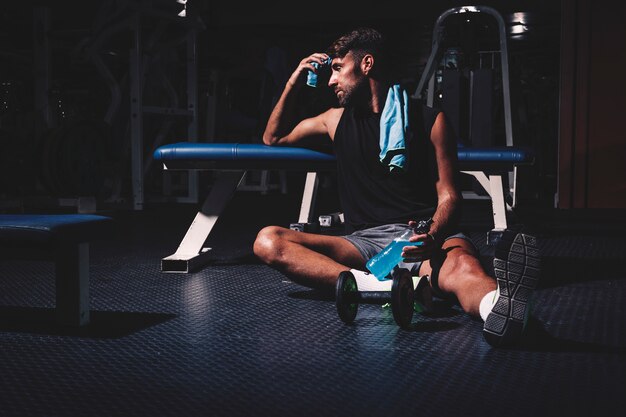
top-left (1, 193), bottom-right (625, 417)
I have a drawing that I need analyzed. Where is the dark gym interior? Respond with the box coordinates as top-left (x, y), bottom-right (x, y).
top-left (1, 1), bottom-right (625, 416)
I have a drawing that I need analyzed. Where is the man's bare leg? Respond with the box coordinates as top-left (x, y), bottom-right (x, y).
top-left (419, 232), bottom-right (541, 347)
top-left (253, 225), bottom-right (366, 290)
top-left (417, 237), bottom-right (496, 317)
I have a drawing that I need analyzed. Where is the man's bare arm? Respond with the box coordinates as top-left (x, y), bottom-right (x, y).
top-left (263, 53), bottom-right (332, 146)
top-left (402, 111), bottom-right (463, 260)
top-left (426, 111), bottom-right (463, 242)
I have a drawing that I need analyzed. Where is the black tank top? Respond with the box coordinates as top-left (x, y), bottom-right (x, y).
top-left (333, 101), bottom-right (441, 233)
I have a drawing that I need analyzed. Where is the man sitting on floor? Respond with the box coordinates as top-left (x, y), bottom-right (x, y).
top-left (253, 27), bottom-right (540, 347)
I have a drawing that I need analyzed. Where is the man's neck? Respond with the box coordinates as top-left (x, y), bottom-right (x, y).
top-left (369, 79), bottom-right (391, 114)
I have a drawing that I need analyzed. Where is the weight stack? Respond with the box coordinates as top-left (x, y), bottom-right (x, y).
top-left (441, 69), bottom-right (469, 144)
top-left (469, 68), bottom-right (494, 147)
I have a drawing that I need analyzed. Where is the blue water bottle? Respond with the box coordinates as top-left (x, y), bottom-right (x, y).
top-left (366, 218), bottom-right (433, 281)
top-left (306, 57), bottom-right (332, 87)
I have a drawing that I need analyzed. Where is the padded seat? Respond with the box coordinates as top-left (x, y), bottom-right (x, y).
top-left (0, 214), bottom-right (112, 246)
top-left (0, 214), bottom-right (113, 326)
top-left (154, 142), bottom-right (336, 171)
top-left (456, 146), bottom-right (534, 171)
top-left (154, 142), bottom-right (533, 173)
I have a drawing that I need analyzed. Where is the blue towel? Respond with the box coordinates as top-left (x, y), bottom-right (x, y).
top-left (379, 84), bottom-right (410, 172)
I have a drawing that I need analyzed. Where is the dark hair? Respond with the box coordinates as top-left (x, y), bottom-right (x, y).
top-left (326, 27), bottom-right (390, 80)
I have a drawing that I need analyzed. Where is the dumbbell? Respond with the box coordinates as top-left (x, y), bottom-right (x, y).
top-left (335, 268), bottom-right (417, 329)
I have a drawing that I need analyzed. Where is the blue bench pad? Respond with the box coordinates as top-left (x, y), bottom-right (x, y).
top-left (0, 214), bottom-right (113, 245)
top-left (154, 142), bottom-right (534, 171)
top-left (154, 143), bottom-right (336, 171)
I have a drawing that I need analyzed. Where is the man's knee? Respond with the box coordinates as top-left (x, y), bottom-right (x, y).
top-left (447, 248), bottom-right (482, 274)
top-left (253, 225), bottom-right (287, 265)
top-left (431, 245), bottom-right (485, 293)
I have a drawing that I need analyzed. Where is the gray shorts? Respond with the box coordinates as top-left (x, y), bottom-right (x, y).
top-left (341, 223), bottom-right (477, 276)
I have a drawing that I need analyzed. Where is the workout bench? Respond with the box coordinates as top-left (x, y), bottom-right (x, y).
top-left (153, 142), bottom-right (534, 273)
top-left (0, 214), bottom-right (113, 326)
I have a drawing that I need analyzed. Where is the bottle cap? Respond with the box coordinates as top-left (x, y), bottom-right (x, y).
top-left (413, 218), bottom-right (433, 234)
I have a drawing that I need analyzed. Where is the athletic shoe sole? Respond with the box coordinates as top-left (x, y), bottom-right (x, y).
top-left (483, 231), bottom-right (541, 347)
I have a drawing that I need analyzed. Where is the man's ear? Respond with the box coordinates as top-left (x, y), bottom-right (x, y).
top-left (361, 54), bottom-right (374, 75)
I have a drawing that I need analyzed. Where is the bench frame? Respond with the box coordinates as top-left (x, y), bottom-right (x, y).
top-left (54, 242), bottom-right (91, 326)
top-left (0, 215), bottom-right (111, 326)
top-left (159, 168), bottom-right (328, 273)
top-left (2, 242), bottom-right (91, 326)
top-left (157, 146), bottom-right (530, 273)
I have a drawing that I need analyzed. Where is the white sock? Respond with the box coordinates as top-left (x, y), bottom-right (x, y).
top-left (479, 289), bottom-right (498, 321)
top-left (350, 269), bottom-right (392, 291)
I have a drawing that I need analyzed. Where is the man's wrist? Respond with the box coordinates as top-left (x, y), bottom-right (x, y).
top-left (427, 231), bottom-right (442, 245)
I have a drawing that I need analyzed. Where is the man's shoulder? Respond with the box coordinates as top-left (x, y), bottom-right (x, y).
top-left (325, 107), bottom-right (344, 117)
top-left (323, 107), bottom-right (344, 125)
top-left (322, 107), bottom-right (344, 140)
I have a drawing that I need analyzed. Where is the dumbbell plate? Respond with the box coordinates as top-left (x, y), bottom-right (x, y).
top-left (336, 271), bottom-right (359, 324)
top-left (391, 268), bottom-right (415, 329)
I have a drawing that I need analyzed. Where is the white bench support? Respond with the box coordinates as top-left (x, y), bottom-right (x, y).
top-left (161, 170), bottom-right (246, 273)
top-left (161, 170), bottom-right (323, 273)
top-left (462, 170), bottom-right (512, 244)
top-left (298, 172), bottom-right (320, 224)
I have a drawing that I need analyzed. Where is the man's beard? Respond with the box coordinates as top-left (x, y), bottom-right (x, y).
top-left (337, 75), bottom-right (369, 108)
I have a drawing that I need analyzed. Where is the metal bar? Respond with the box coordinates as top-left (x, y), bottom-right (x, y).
top-left (298, 172), bottom-right (319, 224)
top-left (186, 26), bottom-right (199, 204)
top-left (55, 243), bottom-right (90, 326)
top-left (358, 291), bottom-right (392, 303)
top-left (142, 106), bottom-right (194, 116)
top-left (33, 7), bottom-right (52, 131)
top-left (461, 170), bottom-right (510, 232)
top-left (511, 165), bottom-right (519, 207)
top-left (476, 6), bottom-right (517, 205)
top-left (130, 12), bottom-right (144, 210)
top-left (161, 171), bottom-right (245, 272)
top-left (488, 174), bottom-right (508, 231)
top-left (205, 70), bottom-right (218, 142)
top-left (413, 35), bottom-right (442, 101)
top-left (412, 6), bottom-right (458, 100)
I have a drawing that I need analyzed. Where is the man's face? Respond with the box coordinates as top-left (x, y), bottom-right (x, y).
top-left (328, 52), bottom-right (367, 107)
